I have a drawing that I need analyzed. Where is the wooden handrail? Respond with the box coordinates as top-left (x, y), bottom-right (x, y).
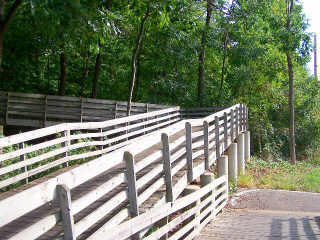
top-left (0, 103), bottom-right (248, 240)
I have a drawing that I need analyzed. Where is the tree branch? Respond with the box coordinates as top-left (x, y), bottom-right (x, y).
top-left (0, 0), bottom-right (23, 33)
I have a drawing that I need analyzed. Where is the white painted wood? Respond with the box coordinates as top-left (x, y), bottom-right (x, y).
top-left (224, 112), bottom-right (228, 149)
top-left (230, 109), bottom-right (234, 141)
top-left (245, 131), bottom-right (250, 162)
top-left (72, 172), bottom-right (126, 214)
top-left (124, 151), bottom-right (140, 240)
top-left (185, 122), bottom-right (193, 183)
top-left (203, 121), bottom-right (209, 170)
top-left (162, 133), bottom-right (173, 202)
top-left (215, 116), bottom-right (220, 159)
top-left (235, 107), bottom-right (239, 137)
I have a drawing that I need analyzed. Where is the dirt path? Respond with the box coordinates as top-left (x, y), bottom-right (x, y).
top-left (197, 189), bottom-right (320, 240)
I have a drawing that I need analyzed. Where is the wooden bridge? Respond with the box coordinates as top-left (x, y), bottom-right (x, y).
top-left (0, 102), bottom-right (249, 240)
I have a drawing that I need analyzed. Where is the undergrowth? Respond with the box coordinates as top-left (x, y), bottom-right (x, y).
top-left (237, 156), bottom-right (320, 193)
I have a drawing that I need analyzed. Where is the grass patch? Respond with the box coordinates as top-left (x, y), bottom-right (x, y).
top-left (238, 156), bottom-right (320, 193)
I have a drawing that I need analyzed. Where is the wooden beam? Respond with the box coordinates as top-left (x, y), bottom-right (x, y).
top-left (57, 184), bottom-right (76, 240)
top-left (124, 151), bottom-right (140, 240)
top-left (185, 122), bottom-right (193, 182)
top-left (161, 133), bottom-right (173, 202)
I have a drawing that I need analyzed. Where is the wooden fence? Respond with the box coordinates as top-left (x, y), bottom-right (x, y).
top-left (0, 107), bottom-right (181, 190)
top-left (0, 91), bottom-right (222, 129)
top-left (0, 103), bottom-right (248, 240)
top-left (0, 91), bottom-right (172, 128)
top-left (93, 175), bottom-right (228, 240)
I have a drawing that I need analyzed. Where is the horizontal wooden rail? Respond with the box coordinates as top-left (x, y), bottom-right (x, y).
top-left (0, 107), bottom-right (181, 189)
top-left (90, 175), bottom-right (228, 240)
top-left (0, 91), bottom-right (173, 128)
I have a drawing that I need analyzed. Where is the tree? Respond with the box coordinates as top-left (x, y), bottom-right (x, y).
top-left (0, 0), bottom-right (24, 69)
top-left (127, 3), bottom-right (150, 116)
top-left (198, 0), bottom-right (214, 106)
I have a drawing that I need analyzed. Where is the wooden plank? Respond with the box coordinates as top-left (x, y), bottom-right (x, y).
top-left (72, 173), bottom-right (126, 214)
top-left (236, 107), bottom-right (239, 137)
top-left (0, 123), bottom-right (67, 147)
top-left (171, 147), bottom-right (186, 163)
top-left (57, 184), bottom-right (76, 240)
top-left (74, 190), bottom-right (127, 237)
top-left (162, 133), bottom-right (173, 202)
top-left (224, 112), bottom-right (228, 149)
top-left (7, 213), bottom-right (60, 240)
top-left (185, 122), bottom-right (193, 183)
top-left (124, 151), bottom-right (140, 240)
top-left (168, 217), bottom-right (196, 240)
top-left (203, 121), bottom-right (209, 170)
top-left (231, 109), bottom-right (234, 141)
top-left (19, 142), bottom-right (28, 184)
top-left (144, 205), bottom-right (198, 240)
top-left (215, 116), bottom-right (220, 159)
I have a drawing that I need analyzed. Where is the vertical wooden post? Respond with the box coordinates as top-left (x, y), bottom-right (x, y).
top-left (230, 109), bottom-right (234, 141)
top-left (203, 121), bottom-right (209, 170)
top-left (215, 116), bottom-right (220, 160)
top-left (57, 184), bottom-right (76, 240)
top-left (237, 133), bottom-right (245, 175)
top-left (114, 102), bottom-right (118, 119)
top-left (161, 133), bottom-right (172, 240)
top-left (0, 126), bottom-right (2, 162)
top-left (223, 112), bottom-right (228, 151)
top-left (239, 104), bottom-right (243, 132)
top-left (185, 122), bottom-right (193, 182)
top-left (62, 129), bottom-right (70, 167)
top-left (19, 142), bottom-right (28, 184)
top-left (99, 128), bottom-right (103, 157)
top-left (144, 104), bottom-right (149, 135)
top-left (246, 106), bottom-right (249, 130)
top-left (235, 107), bottom-right (239, 138)
top-left (245, 131), bottom-right (251, 163)
top-left (80, 98), bottom-right (84, 122)
top-left (161, 133), bottom-right (173, 202)
top-left (43, 96), bottom-right (47, 128)
top-left (5, 92), bottom-right (9, 125)
top-left (242, 105), bottom-right (246, 131)
top-left (124, 151), bottom-right (140, 240)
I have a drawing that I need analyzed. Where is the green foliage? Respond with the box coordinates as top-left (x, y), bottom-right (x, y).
top-left (0, 0), bottom-right (318, 159)
top-left (238, 156), bottom-right (320, 193)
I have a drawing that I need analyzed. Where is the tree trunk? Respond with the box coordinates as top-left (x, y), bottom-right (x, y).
top-left (286, 0), bottom-right (296, 164)
top-left (0, 32), bottom-right (3, 69)
top-left (59, 45), bottom-right (67, 96)
top-left (127, 6), bottom-right (150, 116)
top-left (0, 0), bottom-right (24, 68)
top-left (132, 54), bottom-right (141, 102)
top-left (286, 52), bottom-right (296, 164)
top-left (92, 43), bottom-right (102, 98)
top-left (80, 51), bottom-right (89, 97)
top-left (197, 0), bottom-right (213, 107)
top-left (218, 30), bottom-right (228, 102)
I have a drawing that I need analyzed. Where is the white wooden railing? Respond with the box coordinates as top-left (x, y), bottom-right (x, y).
top-left (0, 107), bottom-right (181, 190)
top-left (0, 103), bottom-right (248, 240)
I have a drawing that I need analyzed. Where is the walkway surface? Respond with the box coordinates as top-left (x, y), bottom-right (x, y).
top-left (197, 189), bottom-right (320, 240)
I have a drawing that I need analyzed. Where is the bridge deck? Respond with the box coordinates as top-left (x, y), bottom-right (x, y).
top-left (0, 124), bottom-right (207, 240)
